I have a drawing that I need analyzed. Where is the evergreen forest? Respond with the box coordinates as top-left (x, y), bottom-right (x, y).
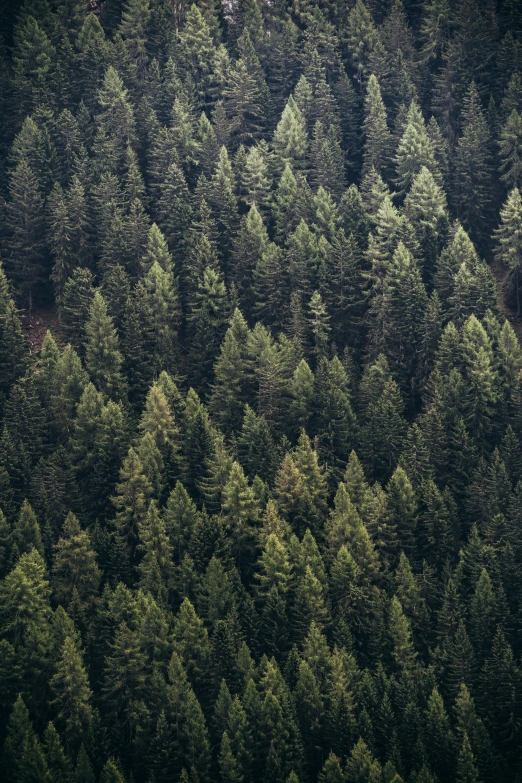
top-left (5, 0), bottom-right (522, 781)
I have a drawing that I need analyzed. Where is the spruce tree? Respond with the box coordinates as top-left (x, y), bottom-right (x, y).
top-left (499, 109), bottom-right (522, 189)
top-left (4, 694), bottom-right (50, 782)
top-left (60, 267), bottom-right (95, 352)
top-left (363, 74), bottom-right (392, 177)
top-left (111, 446), bottom-right (152, 571)
top-left (52, 512), bottom-right (100, 613)
top-left (50, 635), bottom-right (93, 754)
top-left (0, 261), bottom-right (26, 408)
top-left (495, 188), bottom-right (522, 317)
top-left (6, 158), bottom-right (47, 311)
top-left (84, 292), bottom-right (126, 400)
top-left (272, 96), bottom-right (308, 172)
top-left (452, 83), bottom-right (494, 246)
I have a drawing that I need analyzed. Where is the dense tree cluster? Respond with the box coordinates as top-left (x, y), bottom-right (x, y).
top-left (2, 1), bottom-right (522, 781)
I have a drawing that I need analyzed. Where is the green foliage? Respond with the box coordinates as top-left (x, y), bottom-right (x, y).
top-left (0, 5), bottom-right (522, 783)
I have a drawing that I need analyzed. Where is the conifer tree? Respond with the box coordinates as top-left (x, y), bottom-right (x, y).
top-left (0, 261), bottom-right (26, 408)
top-left (92, 65), bottom-right (136, 178)
top-left (363, 75), bottom-right (392, 177)
top-left (137, 500), bottom-right (173, 606)
top-left (181, 388), bottom-right (217, 500)
top-left (85, 292), bottom-right (126, 400)
top-left (50, 635), bottom-right (93, 753)
top-left (499, 109), bottom-right (522, 189)
top-left (210, 310), bottom-right (251, 434)
top-left (111, 447), bottom-right (152, 571)
top-left (394, 101), bottom-right (439, 194)
top-left (157, 162), bottom-right (193, 256)
top-left (452, 83), bottom-right (493, 245)
top-left (231, 203), bottom-right (269, 309)
top-left (12, 15), bottom-right (55, 123)
top-left (495, 187), bottom-right (522, 317)
top-left (52, 512), bottom-right (100, 613)
top-left (6, 158), bottom-right (47, 311)
top-left (101, 620), bottom-right (148, 752)
top-left (118, 0), bottom-right (150, 84)
top-left (4, 694), bottom-right (50, 782)
top-left (241, 143), bottom-right (272, 212)
top-left (60, 267), bottom-right (95, 352)
top-left (177, 4), bottom-right (216, 111)
top-left (346, 0), bottom-right (380, 84)
top-left (272, 96), bottom-right (308, 172)
top-left (207, 146), bottom-right (240, 262)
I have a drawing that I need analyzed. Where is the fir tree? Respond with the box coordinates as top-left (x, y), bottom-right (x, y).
top-left (452, 83), bottom-right (494, 246)
top-left (363, 75), bottom-right (392, 177)
top-left (52, 512), bottom-right (100, 613)
top-left (499, 109), bottom-right (522, 189)
top-left (60, 267), bottom-right (95, 352)
top-left (50, 635), bottom-right (93, 753)
top-left (4, 694), bottom-right (50, 782)
top-left (495, 187), bottom-right (522, 317)
top-left (84, 292), bottom-right (126, 400)
top-left (6, 158), bottom-right (47, 311)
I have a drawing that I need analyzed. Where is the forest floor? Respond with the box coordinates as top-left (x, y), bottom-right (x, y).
top-left (491, 256), bottom-right (522, 341)
top-left (21, 303), bottom-right (66, 355)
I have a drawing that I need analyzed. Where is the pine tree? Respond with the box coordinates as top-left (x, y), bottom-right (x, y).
top-left (222, 460), bottom-right (259, 569)
top-left (241, 143), bottom-right (272, 212)
top-left (157, 162), bottom-right (193, 256)
top-left (0, 540), bottom-right (51, 630)
top-left (177, 4), bottom-right (216, 111)
top-left (111, 447), bottom-right (152, 571)
top-left (207, 146), bottom-right (239, 263)
top-left (6, 158), bottom-right (47, 311)
top-left (346, 0), bottom-right (380, 84)
top-left (173, 597), bottom-right (210, 688)
top-left (272, 96), bottom-right (308, 172)
top-left (84, 292), bottom-right (126, 400)
top-left (50, 635), bottom-right (93, 754)
top-left (231, 203), bottom-right (269, 310)
top-left (388, 595), bottom-right (416, 671)
top-left (60, 267), bottom-right (95, 352)
top-left (359, 357), bottom-right (406, 482)
top-left (92, 65), bottom-right (136, 178)
top-left (210, 310), bottom-right (251, 434)
top-left (499, 109), bottom-right (522, 189)
top-left (456, 732), bottom-right (481, 783)
top-left (100, 759), bottom-right (126, 783)
top-left (452, 83), bottom-right (494, 246)
top-left (136, 259), bottom-right (180, 376)
top-left (137, 500), bottom-right (173, 606)
top-left (181, 388), bottom-right (217, 500)
top-left (224, 51), bottom-right (266, 147)
top-left (345, 738), bottom-right (382, 783)
top-left (394, 101), bottom-right (439, 194)
top-left (12, 15), bottom-right (55, 123)
top-left (4, 694), bottom-right (50, 782)
top-left (495, 188), bottom-right (522, 317)
top-left (404, 166), bottom-right (448, 284)
top-left (425, 687), bottom-right (456, 781)
top-left (10, 499), bottom-right (44, 562)
top-left (0, 261), bottom-right (26, 408)
top-left (52, 512), bottom-right (100, 613)
top-left (43, 720), bottom-right (73, 783)
top-left (118, 0), bottom-right (151, 84)
top-left (102, 620), bottom-right (148, 750)
top-left (272, 164), bottom-right (311, 242)
top-left (370, 241), bottom-right (428, 396)
top-left (362, 75), bottom-right (392, 177)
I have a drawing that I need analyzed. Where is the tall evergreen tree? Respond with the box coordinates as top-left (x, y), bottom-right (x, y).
top-left (85, 292), bottom-right (126, 400)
